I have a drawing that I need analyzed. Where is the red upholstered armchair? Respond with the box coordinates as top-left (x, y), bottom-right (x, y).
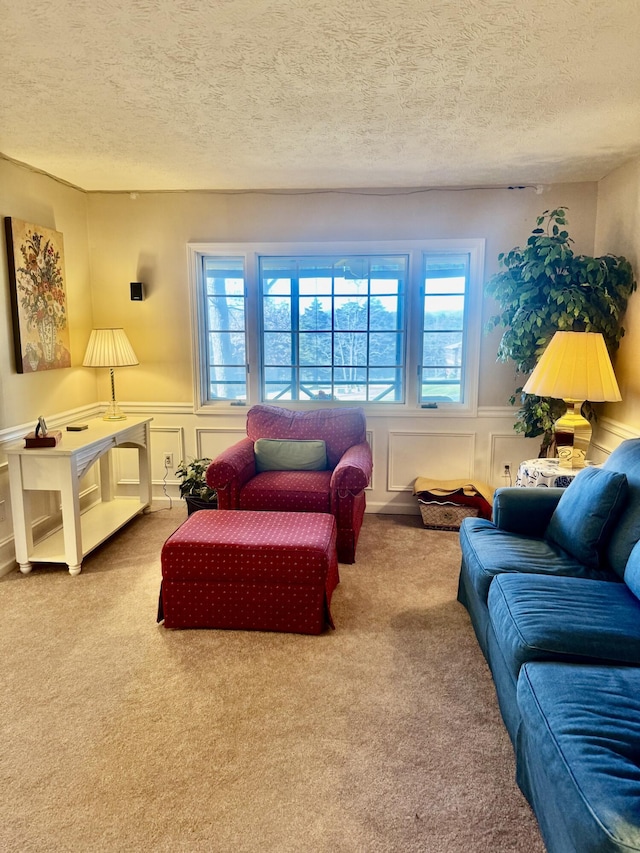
top-left (206, 405), bottom-right (372, 563)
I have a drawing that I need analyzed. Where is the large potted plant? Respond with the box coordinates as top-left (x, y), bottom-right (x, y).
top-left (175, 457), bottom-right (217, 515)
top-left (486, 207), bottom-right (636, 453)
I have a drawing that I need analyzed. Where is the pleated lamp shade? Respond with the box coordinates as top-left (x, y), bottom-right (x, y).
top-left (83, 328), bottom-right (139, 368)
top-left (522, 331), bottom-right (621, 468)
top-left (522, 332), bottom-right (621, 401)
top-left (83, 329), bottom-right (138, 420)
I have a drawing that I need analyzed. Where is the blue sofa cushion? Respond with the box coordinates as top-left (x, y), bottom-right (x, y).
top-left (487, 573), bottom-right (636, 744)
top-left (457, 517), bottom-right (615, 660)
top-left (603, 438), bottom-right (640, 577)
top-left (489, 573), bottom-right (639, 676)
top-left (516, 663), bottom-right (640, 853)
top-left (545, 467), bottom-right (628, 568)
top-left (460, 517), bottom-right (614, 607)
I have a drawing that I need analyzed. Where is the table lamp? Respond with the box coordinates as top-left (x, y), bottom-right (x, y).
top-left (83, 328), bottom-right (139, 420)
top-left (522, 331), bottom-right (621, 468)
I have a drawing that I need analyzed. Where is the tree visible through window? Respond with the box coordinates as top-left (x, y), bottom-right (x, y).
top-left (190, 240), bottom-right (481, 410)
top-left (260, 255), bottom-right (406, 402)
top-left (420, 255), bottom-right (469, 404)
top-left (203, 257), bottom-right (246, 400)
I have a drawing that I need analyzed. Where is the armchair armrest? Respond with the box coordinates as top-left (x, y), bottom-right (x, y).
top-left (493, 486), bottom-right (564, 537)
top-left (330, 442), bottom-right (373, 495)
top-left (206, 438), bottom-right (256, 508)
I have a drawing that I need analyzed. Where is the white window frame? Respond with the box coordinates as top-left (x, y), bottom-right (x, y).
top-left (187, 239), bottom-right (485, 416)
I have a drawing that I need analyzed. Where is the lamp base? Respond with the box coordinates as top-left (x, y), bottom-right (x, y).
top-left (554, 400), bottom-right (590, 469)
top-left (103, 400), bottom-right (127, 421)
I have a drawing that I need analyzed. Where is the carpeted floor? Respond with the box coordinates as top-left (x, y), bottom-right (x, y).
top-left (0, 508), bottom-right (544, 853)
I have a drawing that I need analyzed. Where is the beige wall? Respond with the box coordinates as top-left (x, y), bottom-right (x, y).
top-left (0, 156), bottom-right (602, 424)
top-left (0, 158), bottom-right (96, 431)
top-left (86, 184), bottom-right (599, 409)
top-left (595, 156), bottom-right (640, 432)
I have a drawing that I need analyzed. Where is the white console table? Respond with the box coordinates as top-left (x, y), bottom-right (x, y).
top-left (7, 417), bottom-right (152, 576)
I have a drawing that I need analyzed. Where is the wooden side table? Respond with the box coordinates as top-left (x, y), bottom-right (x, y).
top-left (7, 417), bottom-right (152, 575)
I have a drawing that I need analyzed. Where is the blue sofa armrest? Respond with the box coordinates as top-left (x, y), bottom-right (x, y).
top-left (493, 487), bottom-right (564, 537)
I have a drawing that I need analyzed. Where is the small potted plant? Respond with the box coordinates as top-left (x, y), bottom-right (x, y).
top-left (175, 457), bottom-right (217, 515)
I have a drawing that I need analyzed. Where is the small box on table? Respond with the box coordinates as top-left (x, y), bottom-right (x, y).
top-left (24, 430), bottom-right (62, 448)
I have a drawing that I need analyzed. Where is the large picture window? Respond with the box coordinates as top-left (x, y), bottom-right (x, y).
top-left (188, 240), bottom-right (483, 413)
top-left (260, 254), bottom-right (406, 402)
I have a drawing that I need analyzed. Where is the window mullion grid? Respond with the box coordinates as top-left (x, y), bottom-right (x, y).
top-left (193, 242), bottom-right (479, 410)
top-left (365, 264), bottom-right (372, 401)
top-left (331, 273), bottom-right (336, 399)
top-left (291, 269), bottom-right (300, 401)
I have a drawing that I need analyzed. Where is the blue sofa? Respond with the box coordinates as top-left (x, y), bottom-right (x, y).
top-left (517, 663), bottom-right (640, 853)
top-left (457, 438), bottom-right (640, 853)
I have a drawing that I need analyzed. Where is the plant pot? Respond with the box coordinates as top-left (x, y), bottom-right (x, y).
top-left (185, 496), bottom-right (218, 516)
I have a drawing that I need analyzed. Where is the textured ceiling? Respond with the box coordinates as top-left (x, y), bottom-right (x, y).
top-left (2, 0), bottom-right (640, 191)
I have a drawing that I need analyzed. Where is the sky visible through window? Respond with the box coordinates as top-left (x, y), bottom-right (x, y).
top-left (201, 252), bottom-right (469, 405)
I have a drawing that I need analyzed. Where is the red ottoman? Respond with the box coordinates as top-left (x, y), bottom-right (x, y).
top-left (160, 510), bottom-right (339, 634)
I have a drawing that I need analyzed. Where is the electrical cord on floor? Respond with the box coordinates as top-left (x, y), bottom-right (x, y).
top-left (146, 459), bottom-right (174, 514)
top-left (162, 459), bottom-right (173, 510)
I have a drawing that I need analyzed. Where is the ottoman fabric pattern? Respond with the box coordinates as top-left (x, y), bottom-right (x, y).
top-left (161, 510), bottom-right (339, 634)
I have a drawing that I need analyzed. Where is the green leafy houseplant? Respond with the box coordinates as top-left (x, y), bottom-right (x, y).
top-left (175, 458), bottom-right (217, 514)
top-left (486, 208), bottom-right (636, 453)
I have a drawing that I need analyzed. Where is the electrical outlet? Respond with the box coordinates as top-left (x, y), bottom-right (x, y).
top-left (502, 462), bottom-right (512, 478)
top-left (163, 453), bottom-right (174, 470)
top-left (0, 500), bottom-right (5, 522)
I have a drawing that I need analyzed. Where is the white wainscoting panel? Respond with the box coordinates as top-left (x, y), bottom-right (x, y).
top-left (488, 432), bottom-right (541, 489)
top-left (388, 431), bottom-right (476, 491)
top-left (149, 426), bottom-right (185, 486)
top-left (197, 429), bottom-right (247, 461)
top-left (593, 417), bottom-right (640, 457)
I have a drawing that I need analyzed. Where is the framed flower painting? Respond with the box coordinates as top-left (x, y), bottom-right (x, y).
top-left (4, 217), bottom-right (71, 373)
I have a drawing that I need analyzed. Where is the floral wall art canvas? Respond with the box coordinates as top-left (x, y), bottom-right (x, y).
top-left (4, 218), bottom-right (71, 373)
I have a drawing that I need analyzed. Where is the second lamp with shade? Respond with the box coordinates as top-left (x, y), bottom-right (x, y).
top-left (83, 328), bottom-right (139, 421)
top-left (522, 331), bottom-right (621, 468)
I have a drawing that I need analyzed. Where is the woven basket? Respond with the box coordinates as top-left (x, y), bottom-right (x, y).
top-left (418, 499), bottom-right (480, 531)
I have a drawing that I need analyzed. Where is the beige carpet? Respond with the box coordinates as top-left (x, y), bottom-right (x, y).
top-left (0, 509), bottom-right (544, 853)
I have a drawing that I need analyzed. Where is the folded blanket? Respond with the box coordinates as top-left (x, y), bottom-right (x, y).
top-left (413, 477), bottom-right (495, 505)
